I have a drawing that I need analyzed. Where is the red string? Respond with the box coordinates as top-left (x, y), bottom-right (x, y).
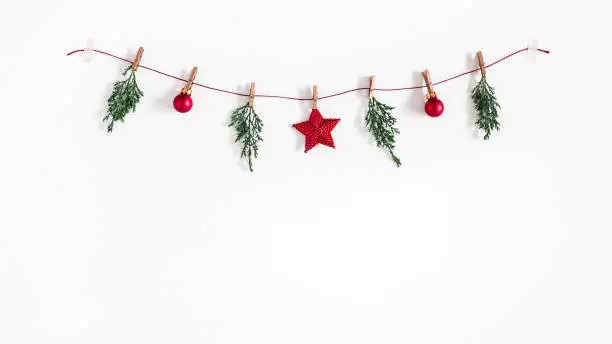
top-left (66, 47), bottom-right (549, 101)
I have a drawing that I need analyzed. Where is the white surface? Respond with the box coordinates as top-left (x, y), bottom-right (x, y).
top-left (0, 1), bottom-right (610, 343)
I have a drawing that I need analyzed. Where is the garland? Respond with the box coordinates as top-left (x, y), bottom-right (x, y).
top-left (67, 45), bottom-right (549, 171)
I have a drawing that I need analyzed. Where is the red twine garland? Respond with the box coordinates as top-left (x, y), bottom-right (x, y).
top-left (66, 47), bottom-right (550, 101)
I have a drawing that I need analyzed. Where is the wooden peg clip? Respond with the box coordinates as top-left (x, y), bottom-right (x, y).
top-left (187, 67), bottom-right (198, 89)
top-left (477, 51), bottom-right (486, 75)
top-left (369, 76), bottom-right (376, 99)
top-left (131, 47), bottom-right (144, 71)
top-left (248, 82), bottom-right (256, 107)
top-left (422, 69), bottom-right (436, 99)
top-left (312, 85), bottom-right (318, 109)
top-left (182, 67), bottom-right (198, 95)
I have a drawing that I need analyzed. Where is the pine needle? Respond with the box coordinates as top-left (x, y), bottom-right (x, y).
top-left (103, 66), bottom-right (143, 133)
top-left (471, 75), bottom-right (501, 140)
top-left (365, 97), bottom-right (401, 167)
top-left (229, 103), bottom-right (264, 172)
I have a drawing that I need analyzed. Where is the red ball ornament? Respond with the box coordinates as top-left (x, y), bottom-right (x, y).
top-left (173, 92), bottom-right (193, 113)
top-left (424, 96), bottom-right (444, 117)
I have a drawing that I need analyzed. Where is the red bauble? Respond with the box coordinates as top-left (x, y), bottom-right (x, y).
top-left (424, 97), bottom-right (444, 117)
top-left (173, 93), bottom-right (193, 113)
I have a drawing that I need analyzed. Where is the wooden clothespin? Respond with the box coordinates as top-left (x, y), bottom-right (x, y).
top-left (131, 47), bottom-right (144, 71)
top-left (312, 85), bottom-right (318, 109)
top-left (476, 51), bottom-right (486, 75)
top-left (422, 69), bottom-right (436, 99)
top-left (369, 76), bottom-right (376, 99)
top-left (81, 39), bottom-right (95, 63)
top-left (248, 82), bottom-right (256, 107)
top-left (527, 39), bottom-right (540, 60)
top-left (182, 67), bottom-right (198, 95)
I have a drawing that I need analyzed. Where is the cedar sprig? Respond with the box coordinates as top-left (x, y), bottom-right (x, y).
top-left (365, 97), bottom-right (401, 167)
top-left (471, 75), bottom-right (500, 140)
top-left (103, 66), bottom-right (143, 133)
top-left (229, 103), bottom-right (263, 172)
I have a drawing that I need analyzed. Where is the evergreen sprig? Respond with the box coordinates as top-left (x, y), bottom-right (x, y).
top-left (365, 97), bottom-right (401, 167)
top-left (103, 66), bottom-right (143, 133)
top-left (471, 75), bottom-right (500, 140)
top-left (229, 103), bottom-right (264, 172)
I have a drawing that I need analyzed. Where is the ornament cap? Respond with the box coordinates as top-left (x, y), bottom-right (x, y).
top-left (477, 51), bottom-right (486, 75)
top-left (131, 47), bottom-right (144, 71)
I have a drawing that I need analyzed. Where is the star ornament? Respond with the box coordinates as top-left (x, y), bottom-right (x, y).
top-left (293, 109), bottom-right (341, 153)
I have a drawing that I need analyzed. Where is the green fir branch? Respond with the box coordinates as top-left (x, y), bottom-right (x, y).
top-left (103, 66), bottom-right (143, 133)
top-left (365, 97), bottom-right (401, 167)
top-left (471, 75), bottom-right (501, 140)
top-left (229, 103), bottom-right (264, 172)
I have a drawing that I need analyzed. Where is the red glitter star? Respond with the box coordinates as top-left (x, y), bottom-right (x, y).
top-left (293, 109), bottom-right (341, 153)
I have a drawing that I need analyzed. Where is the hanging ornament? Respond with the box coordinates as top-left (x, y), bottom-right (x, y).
top-left (229, 83), bottom-right (264, 172)
top-left (472, 51), bottom-right (501, 140)
top-left (173, 93), bottom-right (192, 113)
top-left (364, 76), bottom-right (401, 167)
top-left (173, 66), bottom-right (197, 113)
top-left (103, 47), bottom-right (144, 132)
top-left (422, 69), bottom-right (444, 117)
top-left (424, 97), bottom-right (444, 117)
top-left (293, 85), bottom-right (340, 153)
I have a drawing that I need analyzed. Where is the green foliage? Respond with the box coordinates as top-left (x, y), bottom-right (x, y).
top-left (471, 75), bottom-right (501, 140)
top-left (104, 66), bottom-right (143, 133)
top-left (229, 103), bottom-right (264, 172)
top-left (365, 97), bottom-right (401, 167)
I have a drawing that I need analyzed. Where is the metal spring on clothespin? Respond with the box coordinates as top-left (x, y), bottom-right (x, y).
top-left (248, 82), bottom-right (255, 107)
top-left (312, 85), bottom-right (318, 109)
top-left (422, 69), bottom-right (436, 99)
top-left (476, 51), bottom-right (486, 75)
top-left (131, 47), bottom-right (144, 71)
top-left (369, 76), bottom-right (375, 99)
top-left (182, 67), bottom-right (198, 95)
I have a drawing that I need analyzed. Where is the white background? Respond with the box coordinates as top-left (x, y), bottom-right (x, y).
top-left (1, 0), bottom-right (610, 343)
